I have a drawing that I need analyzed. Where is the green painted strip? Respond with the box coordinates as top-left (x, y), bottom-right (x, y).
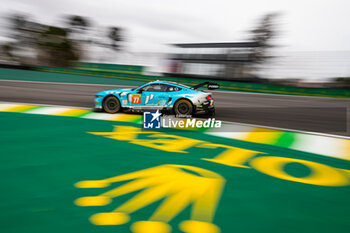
top-left (24, 105), bottom-right (46, 112)
top-left (15, 105), bottom-right (45, 113)
top-left (74, 110), bottom-right (93, 117)
top-left (197, 126), bottom-right (211, 133)
top-left (273, 131), bottom-right (296, 148)
top-left (131, 117), bottom-right (143, 123)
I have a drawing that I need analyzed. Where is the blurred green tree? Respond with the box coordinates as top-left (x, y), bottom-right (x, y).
top-left (7, 13), bottom-right (81, 67)
top-left (250, 13), bottom-right (279, 63)
top-left (66, 15), bottom-right (91, 31)
top-left (5, 13), bottom-right (125, 67)
top-left (37, 26), bottom-right (80, 67)
top-left (108, 27), bottom-right (123, 51)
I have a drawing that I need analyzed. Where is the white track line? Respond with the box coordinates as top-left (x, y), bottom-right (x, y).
top-left (82, 112), bottom-right (118, 120)
top-left (292, 134), bottom-right (347, 159)
top-left (219, 120), bottom-right (350, 140)
top-left (25, 107), bottom-right (72, 115)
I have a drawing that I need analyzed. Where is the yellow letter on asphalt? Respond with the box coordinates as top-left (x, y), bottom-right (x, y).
top-left (200, 143), bottom-right (265, 168)
top-left (89, 126), bottom-right (157, 141)
top-left (132, 133), bottom-right (202, 153)
top-left (250, 156), bottom-right (349, 186)
top-left (89, 126), bottom-right (202, 153)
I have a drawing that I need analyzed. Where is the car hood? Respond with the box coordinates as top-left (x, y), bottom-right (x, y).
top-left (96, 88), bottom-right (133, 96)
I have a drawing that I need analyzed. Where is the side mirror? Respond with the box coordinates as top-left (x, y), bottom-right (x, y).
top-left (137, 89), bottom-right (143, 94)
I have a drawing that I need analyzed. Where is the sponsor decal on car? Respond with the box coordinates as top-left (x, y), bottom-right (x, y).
top-left (131, 94), bottom-right (141, 104)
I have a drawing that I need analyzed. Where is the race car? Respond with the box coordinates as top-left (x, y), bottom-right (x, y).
top-left (94, 80), bottom-right (219, 116)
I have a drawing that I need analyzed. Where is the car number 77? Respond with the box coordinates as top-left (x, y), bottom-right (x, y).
top-left (131, 94), bottom-right (141, 104)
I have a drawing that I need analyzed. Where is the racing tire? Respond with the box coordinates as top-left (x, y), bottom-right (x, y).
top-left (103, 96), bottom-right (121, 113)
top-left (174, 99), bottom-right (193, 116)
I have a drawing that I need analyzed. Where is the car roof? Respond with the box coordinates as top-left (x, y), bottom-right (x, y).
top-left (147, 80), bottom-right (192, 89)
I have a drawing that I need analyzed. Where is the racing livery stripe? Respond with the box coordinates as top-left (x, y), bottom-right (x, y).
top-left (0, 101), bottom-right (349, 161)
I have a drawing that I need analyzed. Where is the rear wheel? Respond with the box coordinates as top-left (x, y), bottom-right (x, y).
top-left (174, 99), bottom-right (193, 116)
top-left (103, 96), bottom-right (121, 113)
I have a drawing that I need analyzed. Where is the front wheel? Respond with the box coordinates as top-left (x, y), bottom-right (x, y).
top-left (103, 96), bottom-right (121, 113)
top-left (174, 99), bottom-right (193, 116)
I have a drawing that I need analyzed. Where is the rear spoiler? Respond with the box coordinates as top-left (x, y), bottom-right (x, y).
top-left (192, 82), bottom-right (220, 90)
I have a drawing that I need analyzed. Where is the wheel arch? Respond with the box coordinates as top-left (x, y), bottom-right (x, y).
top-left (173, 97), bottom-right (194, 107)
top-left (102, 94), bottom-right (122, 104)
top-left (102, 94), bottom-right (122, 113)
top-left (173, 97), bottom-right (195, 113)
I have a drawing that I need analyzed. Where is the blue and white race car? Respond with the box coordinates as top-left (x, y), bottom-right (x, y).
top-left (94, 81), bottom-right (219, 116)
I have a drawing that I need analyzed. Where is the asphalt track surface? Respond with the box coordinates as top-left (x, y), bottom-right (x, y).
top-left (0, 79), bottom-right (349, 136)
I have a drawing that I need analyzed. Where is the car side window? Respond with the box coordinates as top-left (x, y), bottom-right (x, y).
top-left (141, 84), bottom-right (181, 92)
top-left (158, 84), bottom-right (171, 92)
top-left (164, 84), bottom-right (181, 92)
top-left (144, 84), bottom-right (164, 92)
top-left (152, 84), bottom-right (162, 92)
top-left (141, 84), bottom-right (157, 92)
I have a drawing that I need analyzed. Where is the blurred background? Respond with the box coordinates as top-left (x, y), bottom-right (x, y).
top-left (0, 0), bottom-right (349, 87)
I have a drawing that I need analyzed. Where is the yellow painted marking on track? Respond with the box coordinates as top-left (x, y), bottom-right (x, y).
top-left (112, 114), bottom-right (142, 122)
top-left (0, 104), bottom-right (19, 111)
top-left (75, 196), bottom-right (111, 206)
top-left (89, 126), bottom-right (157, 141)
top-left (241, 128), bottom-right (283, 145)
top-left (339, 169), bottom-right (350, 176)
top-left (200, 143), bottom-right (263, 168)
top-left (250, 156), bottom-right (349, 186)
top-left (89, 126), bottom-right (202, 153)
top-left (131, 221), bottom-right (171, 233)
top-left (3, 104), bottom-right (38, 112)
top-left (344, 139), bottom-right (350, 160)
top-left (90, 212), bottom-right (130, 225)
top-left (75, 164), bottom-right (224, 232)
top-left (179, 220), bottom-right (220, 233)
top-left (55, 108), bottom-right (90, 117)
top-left (75, 180), bottom-right (109, 188)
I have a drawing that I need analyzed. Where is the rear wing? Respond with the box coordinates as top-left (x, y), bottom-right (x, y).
top-left (192, 82), bottom-right (220, 90)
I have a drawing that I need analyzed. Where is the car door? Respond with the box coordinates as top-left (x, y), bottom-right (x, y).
top-left (129, 84), bottom-right (171, 109)
top-left (141, 84), bottom-right (172, 108)
top-left (128, 84), bottom-right (156, 108)
top-left (140, 84), bottom-right (161, 107)
top-left (155, 84), bottom-right (172, 107)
